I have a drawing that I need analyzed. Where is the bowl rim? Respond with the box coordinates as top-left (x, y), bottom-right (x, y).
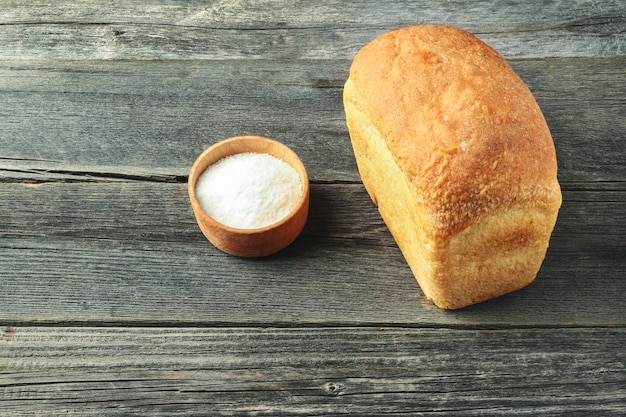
top-left (188, 135), bottom-right (310, 235)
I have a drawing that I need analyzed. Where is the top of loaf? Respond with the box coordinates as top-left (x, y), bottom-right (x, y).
top-left (345, 25), bottom-right (561, 238)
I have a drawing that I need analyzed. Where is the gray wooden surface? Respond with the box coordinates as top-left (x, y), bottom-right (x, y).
top-left (1, 1), bottom-right (624, 415)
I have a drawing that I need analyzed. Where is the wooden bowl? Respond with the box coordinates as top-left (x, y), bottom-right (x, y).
top-left (188, 136), bottom-right (310, 257)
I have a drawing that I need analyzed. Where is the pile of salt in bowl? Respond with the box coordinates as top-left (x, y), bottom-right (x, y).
top-left (195, 152), bottom-right (303, 229)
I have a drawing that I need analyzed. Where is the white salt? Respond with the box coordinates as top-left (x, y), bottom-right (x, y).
top-left (195, 152), bottom-right (303, 229)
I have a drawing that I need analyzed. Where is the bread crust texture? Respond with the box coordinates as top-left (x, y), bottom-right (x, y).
top-left (343, 25), bottom-right (562, 309)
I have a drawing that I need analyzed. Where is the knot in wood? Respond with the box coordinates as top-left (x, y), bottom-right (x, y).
top-left (324, 381), bottom-right (346, 396)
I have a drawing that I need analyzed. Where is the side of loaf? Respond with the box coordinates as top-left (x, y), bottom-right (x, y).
top-left (343, 25), bottom-right (562, 309)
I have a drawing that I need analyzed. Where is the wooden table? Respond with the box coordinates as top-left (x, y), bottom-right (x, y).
top-left (1, 1), bottom-right (624, 415)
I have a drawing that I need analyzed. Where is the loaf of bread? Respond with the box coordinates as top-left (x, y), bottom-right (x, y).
top-left (343, 25), bottom-right (562, 309)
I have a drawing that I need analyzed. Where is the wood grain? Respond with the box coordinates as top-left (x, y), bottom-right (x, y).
top-left (0, 0), bottom-right (624, 414)
top-left (0, 182), bottom-right (623, 326)
top-left (1, 326), bottom-right (624, 416)
top-left (1, 0), bottom-right (624, 60)
top-left (0, 57), bottom-right (624, 182)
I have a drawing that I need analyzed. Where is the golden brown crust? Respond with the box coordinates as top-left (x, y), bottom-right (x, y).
top-left (344, 25), bottom-right (562, 309)
top-left (346, 25), bottom-right (561, 238)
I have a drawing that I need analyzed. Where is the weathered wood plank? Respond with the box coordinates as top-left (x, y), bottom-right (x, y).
top-left (0, 58), bottom-right (354, 181)
top-left (1, 1), bottom-right (623, 415)
top-left (1, 326), bottom-right (624, 416)
top-left (1, 57), bottom-right (624, 183)
top-left (1, 0), bottom-right (624, 60)
top-left (0, 182), bottom-right (624, 326)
